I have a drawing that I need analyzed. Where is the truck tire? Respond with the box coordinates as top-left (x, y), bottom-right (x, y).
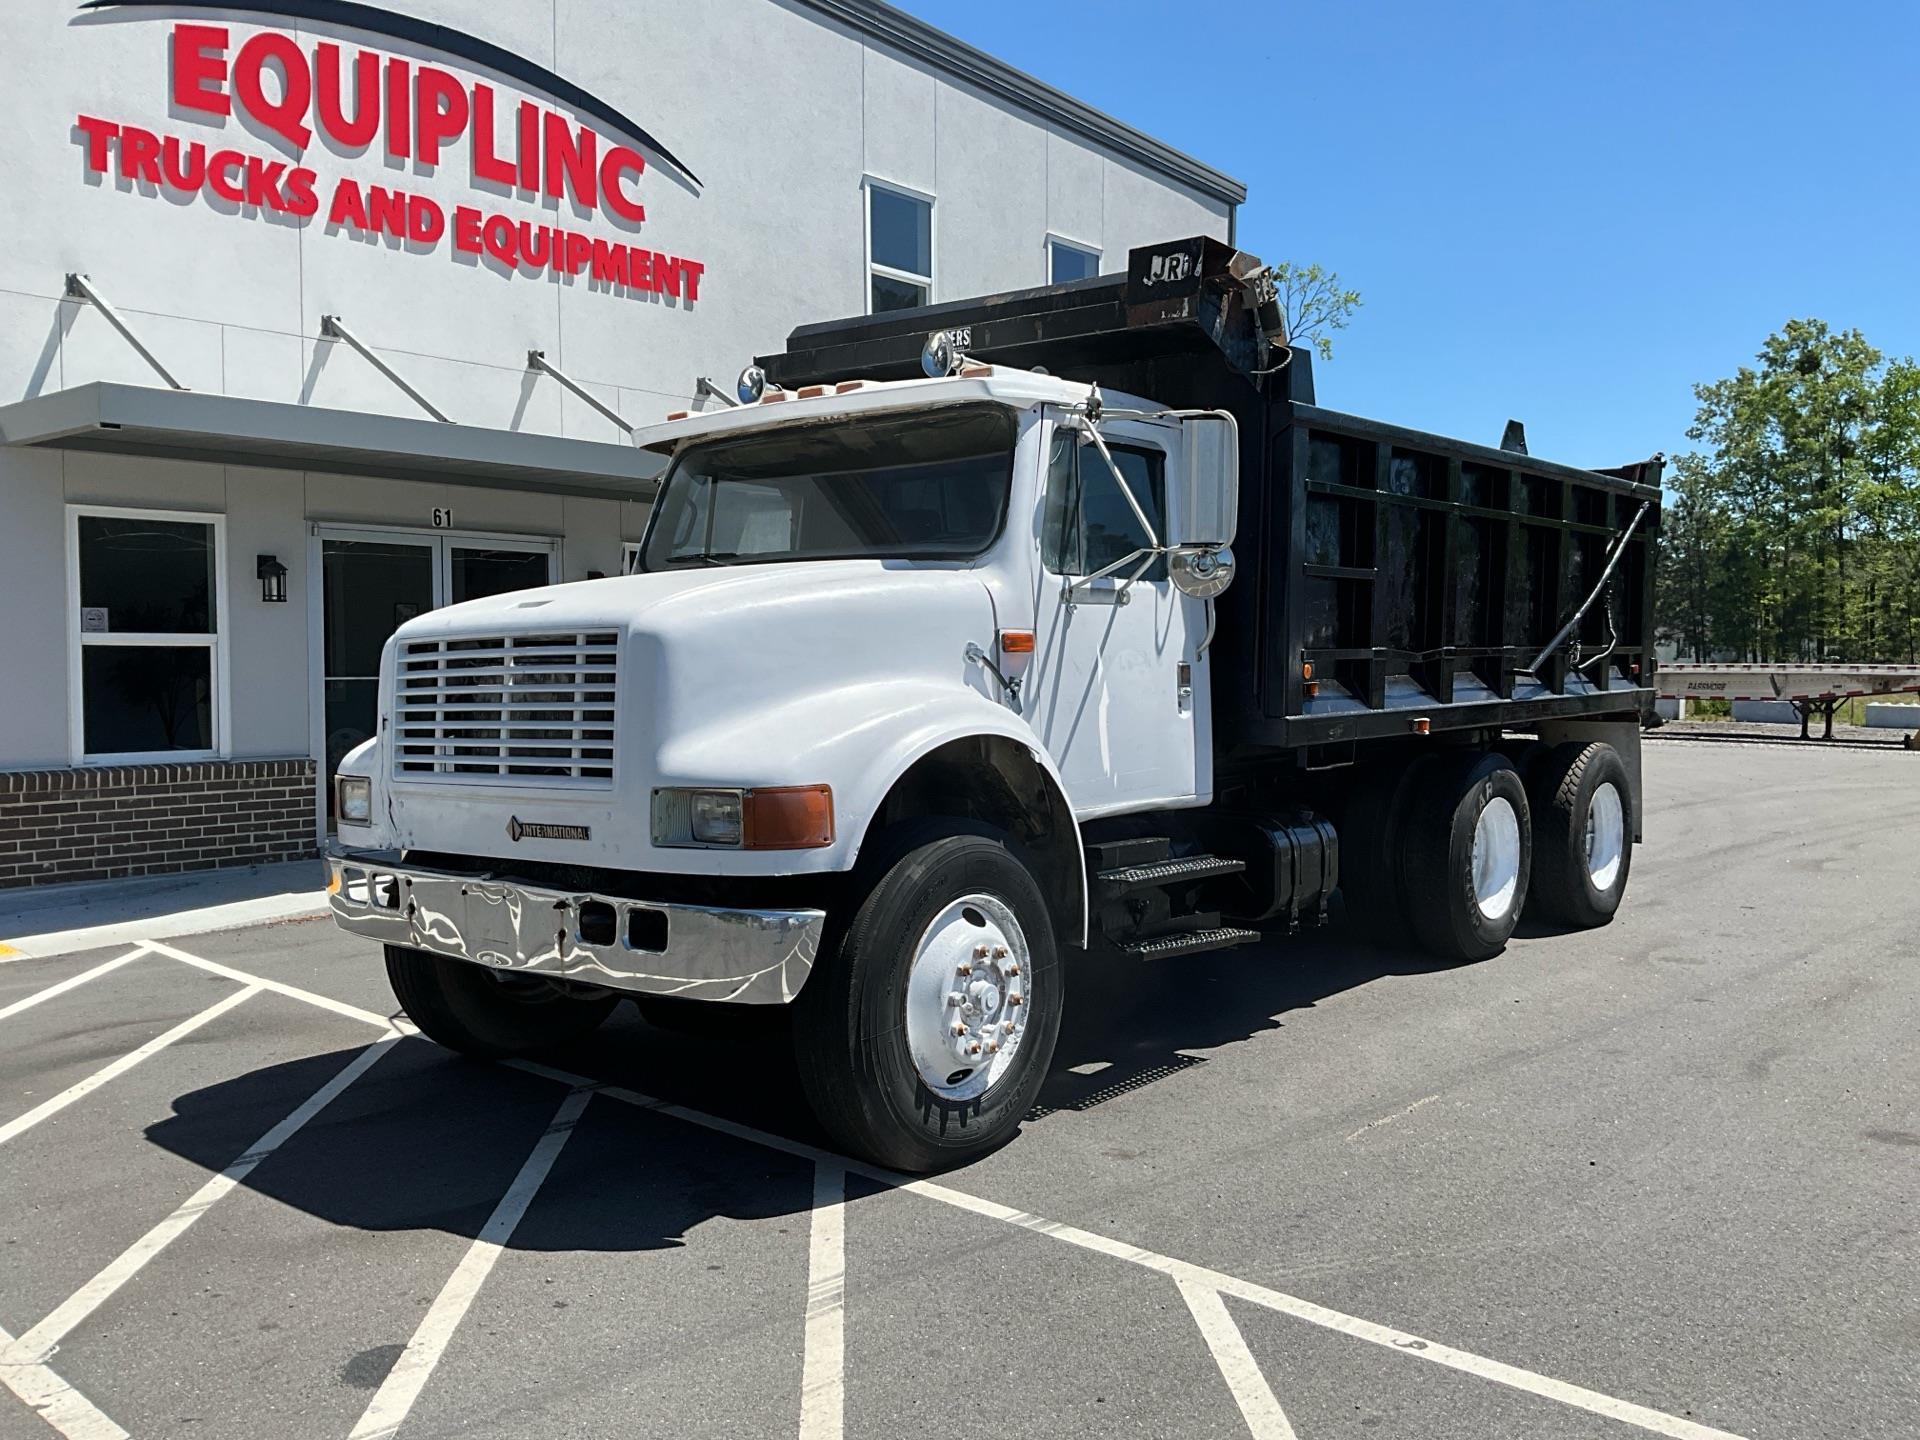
top-left (1336, 754), bottom-right (1432, 945)
top-left (385, 945), bottom-right (619, 1060)
top-left (1526, 741), bottom-right (1633, 928)
top-left (792, 825), bottom-right (1063, 1172)
top-left (1401, 751), bottom-right (1531, 963)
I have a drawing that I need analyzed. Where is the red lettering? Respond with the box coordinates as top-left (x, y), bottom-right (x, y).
top-left (563, 230), bottom-right (592, 274)
top-left (385, 57), bottom-right (411, 160)
top-left (171, 23), bottom-right (230, 117)
top-left (483, 214), bottom-right (518, 267)
top-left (470, 84), bottom-right (516, 186)
top-left (245, 154), bottom-right (289, 210)
top-left (599, 146), bottom-right (645, 222)
top-left (283, 167), bottom-right (319, 218)
top-left (516, 101), bottom-right (540, 191)
top-left (233, 31), bottom-right (313, 149)
top-left (328, 176), bottom-right (369, 228)
top-left (118, 125), bottom-right (163, 185)
top-left (367, 184), bottom-right (406, 236)
top-left (681, 259), bottom-right (704, 302)
top-left (453, 204), bottom-right (484, 254)
top-left (407, 195), bottom-right (445, 243)
top-left (160, 135), bottom-right (207, 191)
top-left (628, 247), bottom-right (654, 291)
top-left (414, 66), bottom-right (468, 167)
top-left (316, 42), bottom-right (380, 148)
top-left (542, 113), bottom-right (596, 209)
top-left (517, 220), bottom-right (551, 268)
top-left (208, 150), bottom-right (246, 204)
top-left (74, 115), bottom-right (119, 174)
top-left (590, 239), bottom-right (628, 285)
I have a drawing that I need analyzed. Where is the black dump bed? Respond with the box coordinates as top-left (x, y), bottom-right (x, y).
top-left (760, 236), bottom-right (1662, 756)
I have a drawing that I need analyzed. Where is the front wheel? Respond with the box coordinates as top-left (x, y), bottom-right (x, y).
top-left (385, 946), bottom-right (619, 1060)
top-left (792, 827), bottom-right (1064, 1172)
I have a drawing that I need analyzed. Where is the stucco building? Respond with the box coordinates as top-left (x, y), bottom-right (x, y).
top-left (0, 0), bottom-right (1241, 885)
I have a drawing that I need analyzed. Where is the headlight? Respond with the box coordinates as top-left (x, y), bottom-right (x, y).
top-left (652, 785), bottom-right (833, 849)
top-left (336, 775), bottom-right (372, 825)
top-left (690, 789), bottom-right (744, 846)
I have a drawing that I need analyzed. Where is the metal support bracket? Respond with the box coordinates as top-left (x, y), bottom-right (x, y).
top-left (321, 315), bottom-right (449, 423)
top-left (527, 350), bottom-right (634, 434)
top-left (64, 273), bottom-right (188, 390)
top-left (694, 376), bottom-right (739, 409)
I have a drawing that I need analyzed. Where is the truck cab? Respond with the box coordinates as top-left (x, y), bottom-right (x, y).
top-left (332, 237), bottom-right (1656, 1171)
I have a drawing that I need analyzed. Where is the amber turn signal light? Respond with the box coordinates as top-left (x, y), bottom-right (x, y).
top-left (743, 785), bottom-right (834, 849)
top-left (999, 629), bottom-right (1035, 655)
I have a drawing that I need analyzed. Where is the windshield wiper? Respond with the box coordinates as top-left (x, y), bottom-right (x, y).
top-left (667, 550), bottom-right (743, 567)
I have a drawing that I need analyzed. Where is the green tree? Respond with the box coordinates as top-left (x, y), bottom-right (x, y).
top-left (1671, 320), bottom-right (1917, 662)
top-left (1270, 261), bottom-right (1362, 360)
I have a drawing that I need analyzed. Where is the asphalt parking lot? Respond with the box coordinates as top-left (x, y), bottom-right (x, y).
top-left (2, 739), bottom-right (1915, 1440)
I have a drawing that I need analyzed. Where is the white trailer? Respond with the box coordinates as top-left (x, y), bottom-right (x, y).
top-left (1656, 663), bottom-right (1920, 739)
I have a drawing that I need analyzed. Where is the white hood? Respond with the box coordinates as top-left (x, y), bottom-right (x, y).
top-left (375, 560), bottom-right (1010, 874)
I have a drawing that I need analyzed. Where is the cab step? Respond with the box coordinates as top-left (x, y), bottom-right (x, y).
top-left (1096, 854), bottom-right (1246, 897)
top-left (1119, 926), bottom-right (1262, 961)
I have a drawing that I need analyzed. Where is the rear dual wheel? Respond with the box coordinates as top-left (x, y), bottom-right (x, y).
top-left (1401, 752), bottom-right (1533, 963)
top-left (1526, 741), bottom-right (1633, 928)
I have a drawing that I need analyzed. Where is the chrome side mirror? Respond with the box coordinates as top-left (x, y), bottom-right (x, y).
top-left (1170, 412), bottom-right (1239, 549)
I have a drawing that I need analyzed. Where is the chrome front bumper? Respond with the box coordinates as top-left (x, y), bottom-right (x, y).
top-left (326, 848), bottom-right (824, 1005)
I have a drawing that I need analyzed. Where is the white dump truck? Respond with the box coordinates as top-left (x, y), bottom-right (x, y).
top-left (330, 237), bottom-right (1661, 1170)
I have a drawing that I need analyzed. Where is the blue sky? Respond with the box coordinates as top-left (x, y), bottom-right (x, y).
top-left (893, 0), bottom-right (1920, 472)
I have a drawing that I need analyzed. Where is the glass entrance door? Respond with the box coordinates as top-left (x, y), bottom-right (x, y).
top-left (316, 529), bottom-right (556, 824)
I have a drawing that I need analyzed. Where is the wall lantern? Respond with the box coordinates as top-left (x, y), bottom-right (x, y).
top-left (257, 554), bottom-right (289, 603)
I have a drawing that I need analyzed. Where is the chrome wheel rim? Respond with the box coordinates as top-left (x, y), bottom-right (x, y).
top-left (1585, 782), bottom-right (1625, 892)
top-left (1471, 796), bottom-right (1522, 922)
top-left (903, 894), bottom-right (1031, 1102)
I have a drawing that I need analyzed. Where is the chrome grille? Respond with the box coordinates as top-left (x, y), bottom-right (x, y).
top-left (395, 631), bottom-right (620, 786)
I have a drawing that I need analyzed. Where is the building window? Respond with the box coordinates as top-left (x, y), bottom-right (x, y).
top-left (69, 507), bottom-right (226, 760)
top-left (1048, 237), bottom-right (1101, 284)
top-left (867, 179), bottom-right (933, 313)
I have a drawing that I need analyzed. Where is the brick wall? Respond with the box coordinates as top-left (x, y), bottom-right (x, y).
top-left (0, 759), bottom-right (316, 889)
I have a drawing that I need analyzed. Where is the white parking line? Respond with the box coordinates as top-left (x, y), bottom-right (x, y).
top-left (0, 1322), bottom-right (127, 1440)
top-left (5, 1033), bottom-right (402, 1365)
top-left (144, 941), bottom-right (1751, 1440)
top-left (799, 1161), bottom-right (846, 1440)
top-left (140, 940), bottom-right (411, 1033)
top-left (0, 948), bottom-right (149, 1023)
top-left (348, 1087), bottom-right (592, 1440)
top-left (0, 984), bottom-right (259, 1149)
top-left (1177, 1279), bottom-right (1298, 1439)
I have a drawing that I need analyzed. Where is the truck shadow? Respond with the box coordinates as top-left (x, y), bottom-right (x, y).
top-left (139, 920), bottom-right (1476, 1254)
top-left (1034, 924), bottom-right (1473, 1115)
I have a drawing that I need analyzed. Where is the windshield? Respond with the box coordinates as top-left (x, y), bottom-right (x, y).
top-left (640, 405), bottom-right (1016, 569)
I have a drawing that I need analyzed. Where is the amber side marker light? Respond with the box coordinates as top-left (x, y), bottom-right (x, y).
top-left (999, 629), bottom-right (1035, 655)
top-left (744, 785), bottom-right (835, 849)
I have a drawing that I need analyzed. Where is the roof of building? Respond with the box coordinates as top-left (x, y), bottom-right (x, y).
top-left (799, 0), bottom-right (1247, 207)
